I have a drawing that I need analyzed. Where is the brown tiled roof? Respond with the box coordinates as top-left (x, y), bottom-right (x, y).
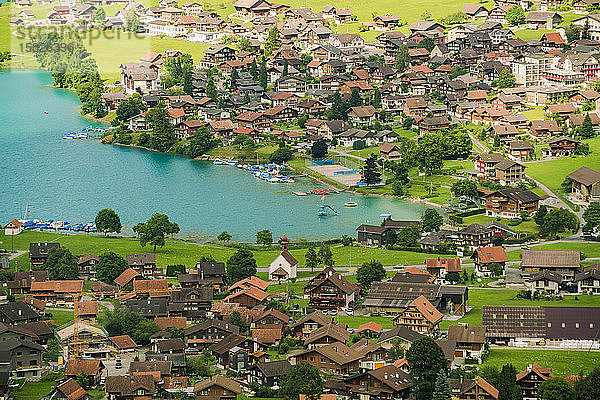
top-left (110, 335), bottom-right (138, 350)
top-left (229, 276), bottom-right (270, 291)
top-left (425, 257), bottom-right (461, 272)
top-left (30, 280), bottom-right (83, 293)
top-left (77, 254), bottom-right (99, 265)
top-left (156, 338), bottom-right (186, 353)
top-left (474, 246), bottom-right (508, 264)
top-left (76, 301), bottom-right (98, 316)
top-left (516, 363), bottom-right (552, 381)
top-left (114, 268), bottom-right (140, 287)
top-left (290, 310), bottom-right (334, 329)
top-left (194, 375), bottom-right (242, 394)
top-left (357, 322), bottom-right (383, 334)
top-left (24, 296), bottom-right (46, 311)
top-left (106, 375), bottom-right (155, 396)
top-left (305, 323), bottom-right (350, 345)
top-left (251, 328), bottom-right (282, 344)
top-left (448, 325), bottom-right (485, 343)
top-left (567, 166), bottom-right (600, 186)
top-left (299, 342), bottom-right (362, 365)
top-left (56, 379), bottom-right (87, 400)
top-left (409, 295), bottom-right (443, 324)
top-left (90, 281), bottom-right (117, 292)
top-left (461, 376), bottom-right (499, 399)
top-left (134, 279), bottom-right (168, 294)
top-left (65, 358), bottom-right (103, 376)
top-left (280, 249), bottom-right (298, 267)
top-left (126, 253), bottom-right (156, 266)
top-left (155, 317), bottom-right (187, 329)
top-left (19, 321), bottom-right (51, 337)
top-left (256, 308), bottom-right (290, 324)
top-left (521, 250), bottom-right (580, 268)
top-left (129, 361), bottom-right (172, 376)
top-left (224, 286), bottom-right (269, 302)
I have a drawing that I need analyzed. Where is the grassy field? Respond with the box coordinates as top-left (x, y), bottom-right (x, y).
top-left (461, 214), bottom-right (540, 235)
top-left (485, 348), bottom-right (600, 376)
top-left (206, 144), bottom-right (279, 162)
top-left (525, 137), bottom-right (600, 192)
top-left (79, 30), bottom-right (211, 82)
top-left (0, 230), bottom-right (453, 273)
top-left (13, 380), bottom-right (55, 400)
top-left (514, 29), bottom-right (549, 42)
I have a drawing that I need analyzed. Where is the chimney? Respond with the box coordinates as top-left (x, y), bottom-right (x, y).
top-left (18, 309), bottom-right (22, 316)
top-left (201, 269), bottom-right (204, 280)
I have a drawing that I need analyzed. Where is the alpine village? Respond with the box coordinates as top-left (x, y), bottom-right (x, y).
top-left (5, 0), bottom-right (600, 398)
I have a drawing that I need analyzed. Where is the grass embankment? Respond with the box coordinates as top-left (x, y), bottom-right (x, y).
top-left (1, 230), bottom-right (450, 272)
top-left (485, 348), bottom-right (600, 376)
top-left (525, 136), bottom-right (600, 195)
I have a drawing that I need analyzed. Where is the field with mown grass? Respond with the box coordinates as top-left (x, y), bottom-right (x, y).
top-left (484, 348), bottom-right (600, 376)
top-left (524, 137), bottom-right (600, 193)
top-left (0, 230), bottom-right (455, 273)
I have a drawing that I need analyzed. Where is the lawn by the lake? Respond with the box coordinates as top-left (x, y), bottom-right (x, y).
top-left (506, 241), bottom-right (600, 261)
top-left (485, 348), bottom-right (600, 376)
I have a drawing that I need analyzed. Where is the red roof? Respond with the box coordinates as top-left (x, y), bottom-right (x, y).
top-left (357, 322), bottom-right (383, 334)
top-left (110, 335), bottom-right (138, 350)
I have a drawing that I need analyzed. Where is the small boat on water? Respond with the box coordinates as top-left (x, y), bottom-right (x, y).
top-left (213, 159), bottom-right (225, 165)
top-left (226, 159), bottom-right (238, 166)
top-left (345, 202), bottom-right (358, 207)
top-left (294, 191), bottom-right (308, 196)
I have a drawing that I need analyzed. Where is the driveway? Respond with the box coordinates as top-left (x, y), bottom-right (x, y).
top-left (102, 351), bottom-right (140, 377)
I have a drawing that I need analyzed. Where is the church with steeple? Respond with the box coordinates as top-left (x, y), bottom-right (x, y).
top-left (268, 235), bottom-right (298, 281)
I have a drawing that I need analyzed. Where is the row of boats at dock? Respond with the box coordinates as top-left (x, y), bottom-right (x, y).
top-left (62, 126), bottom-right (114, 140)
top-left (20, 219), bottom-right (98, 232)
top-left (213, 159), bottom-right (296, 183)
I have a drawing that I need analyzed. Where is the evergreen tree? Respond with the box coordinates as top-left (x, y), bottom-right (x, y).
top-left (183, 70), bottom-right (193, 95)
top-left (534, 205), bottom-right (548, 226)
top-left (249, 59), bottom-right (258, 80)
top-left (282, 59), bottom-right (289, 77)
top-left (265, 26), bottom-right (281, 56)
top-left (432, 370), bottom-right (452, 400)
top-left (206, 76), bottom-right (217, 101)
top-left (230, 68), bottom-right (239, 88)
top-left (406, 337), bottom-right (447, 400)
top-left (494, 68), bottom-right (516, 89)
top-left (259, 58), bottom-right (267, 89)
top-left (578, 114), bottom-right (595, 138)
top-left (395, 45), bottom-right (410, 71)
top-left (372, 87), bottom-right (382, 108)
top-left (361, 154), bottom-right (382, 184)
top-left (497, 364), bottom-right (523, 400)
top-left (349, 88), bottom-right (362, 107)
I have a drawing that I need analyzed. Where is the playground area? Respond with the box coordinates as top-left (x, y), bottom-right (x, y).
top-left (308, 160), bottom-right (362, 186)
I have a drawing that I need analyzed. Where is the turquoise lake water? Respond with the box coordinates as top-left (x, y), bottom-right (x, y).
top-left (0, 70), bottom-right (426, 241)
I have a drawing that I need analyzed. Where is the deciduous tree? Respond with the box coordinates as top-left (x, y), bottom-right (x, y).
top-left (356, 259), bottom-right (386, 288)
top-left (42, 247), bottom-right (79, 280)
top-left (406, 337), bottom-right (447, 400)
top-left (217, 231), bottom-right (232, 242)
top-left (226, 248), bottom-right (257, 282)
top-left (96, 252), bottom-right (128, 285)
top-left (280, 361), bottom-right (323, 400)
top-left (133, 213), bottom-right (180, 252)
top-left (95, 208), bottom-right (122, 236)
top-left (423, 208), bottom-right (443, 232)
top-left (538, 377), bottom-right (575, 400)
top-left (256, 229), bottom-right (273, 245)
